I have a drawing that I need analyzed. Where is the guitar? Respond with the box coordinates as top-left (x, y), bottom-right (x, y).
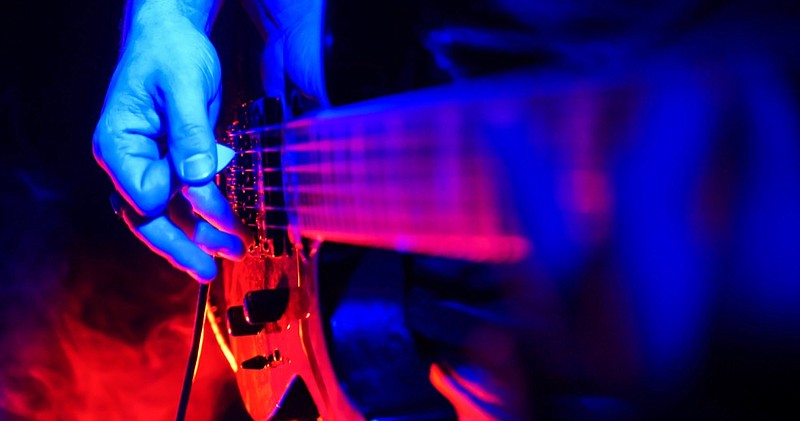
top-left (207, 2), bottom-right (618, 419)
top-left (200, 0), bottom-right (794, 418)
top-left (211, 68), bottom-right (546, 420)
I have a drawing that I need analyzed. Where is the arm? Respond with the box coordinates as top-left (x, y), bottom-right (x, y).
top-left (93, 0), bottom-right (246, 282)
top-left (121, 0), bottom-right (222, 48)
top-left (241, 0), bottom-right (326, 102)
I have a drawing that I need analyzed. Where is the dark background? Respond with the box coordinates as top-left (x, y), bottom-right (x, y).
top-left (3, 0), bottom-right (800, 420)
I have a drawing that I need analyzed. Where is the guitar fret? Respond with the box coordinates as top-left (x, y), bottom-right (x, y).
top-left (239, 205), bottom-right (294, 212)
top-left (230, 186), bottom-right (284, 192)
top-left (230, 146), bottom-right (282, 154)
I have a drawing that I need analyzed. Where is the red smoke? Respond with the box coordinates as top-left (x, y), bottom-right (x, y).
top-left (0, 180), bottom-right (243, 421)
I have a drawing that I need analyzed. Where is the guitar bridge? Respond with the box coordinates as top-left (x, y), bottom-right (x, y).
top-left (221, 97), bottom-right (292, 257)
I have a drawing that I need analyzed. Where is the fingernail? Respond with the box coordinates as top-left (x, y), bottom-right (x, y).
top-left (181, 153), bottom-right (214, 182)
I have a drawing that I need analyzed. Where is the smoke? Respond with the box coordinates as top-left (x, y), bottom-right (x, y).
top-left (0, 169), bottom-right (243, 421)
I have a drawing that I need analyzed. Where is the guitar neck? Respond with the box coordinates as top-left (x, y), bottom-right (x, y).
top-left (228, 73), bottom-right (544, 262)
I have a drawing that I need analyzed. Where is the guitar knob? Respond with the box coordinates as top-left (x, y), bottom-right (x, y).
top-left (243, 288), bottom-right (290, 324)
top-left (241, 349), bottom-right (283, 370)
top-left (241, 355), bottom-right (270, 370)
top-left (226, 305), bottom-right (264, 337)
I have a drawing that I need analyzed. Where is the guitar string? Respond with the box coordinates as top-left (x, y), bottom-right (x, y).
top-left (220, 91), bottom-right (537, 261)
top-left (224, 119), bottom-right (514, 242)
top-left (224, 125), bottom-right (496, 216)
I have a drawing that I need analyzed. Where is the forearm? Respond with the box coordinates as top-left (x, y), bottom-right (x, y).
top-left (122, 0), bottom-right (224, 48)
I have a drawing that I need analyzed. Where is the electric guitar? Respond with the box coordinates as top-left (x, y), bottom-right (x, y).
top-left (211, 68), bottom-right (549, 420)
top-left (207, 1), bottom-right (621, 419)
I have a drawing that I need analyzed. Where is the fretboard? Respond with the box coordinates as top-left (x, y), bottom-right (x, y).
top-left (226, 72), bottom-right (553, 263)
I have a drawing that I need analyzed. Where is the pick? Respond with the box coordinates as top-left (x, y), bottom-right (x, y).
top-left (215, 144), bottom-right (236, 174)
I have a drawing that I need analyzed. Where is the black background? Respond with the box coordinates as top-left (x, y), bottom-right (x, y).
top-left (3, 1), bottom-right (800, 420)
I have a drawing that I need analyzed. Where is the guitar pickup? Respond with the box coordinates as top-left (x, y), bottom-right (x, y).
top-left (244, 287), bottom-right (290, 324)
top-left (226, 305), bottom-right (263, 337)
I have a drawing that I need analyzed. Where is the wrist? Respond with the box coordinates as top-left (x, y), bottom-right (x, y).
top-left (122, 0), bottom-right (217, 48)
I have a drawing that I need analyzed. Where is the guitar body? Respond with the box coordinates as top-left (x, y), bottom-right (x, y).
top-left (218, 247), bottom-right (364, 421)
top-left (217, 240), bottom-right (465, 420)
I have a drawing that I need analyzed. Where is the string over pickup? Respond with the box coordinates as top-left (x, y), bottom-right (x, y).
top-left (220, 97), bottom-right (292, 257)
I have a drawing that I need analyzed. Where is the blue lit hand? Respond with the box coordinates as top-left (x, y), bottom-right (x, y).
top-left (93, 8), bottom-right (246, 282)
top-left (245, 0), bottom-right (326, 102)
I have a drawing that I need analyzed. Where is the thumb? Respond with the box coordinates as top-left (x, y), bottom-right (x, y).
top-left (165, 79), bottom-right (218, 185)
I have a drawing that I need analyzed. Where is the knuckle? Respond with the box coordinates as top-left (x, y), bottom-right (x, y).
top-left (175, 122), bottom-right (207, 140)
top-left (172, 123), bottom-right (212, 152)
top-left (91, 131), bottom-right (105, 163)
top-left (133, 196), bottom-right (161, 216)
top-left (92, 122), bottom-right (121, 171)
top-left (128, 194), bottom-right (166, 218)
top-left (92, 117), bottom-right (112, 152)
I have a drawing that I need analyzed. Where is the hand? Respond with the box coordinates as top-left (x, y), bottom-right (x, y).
top-left (245, 0), bottom-right (326, 102)
top-left (93, 13), bottom-right (246, 282)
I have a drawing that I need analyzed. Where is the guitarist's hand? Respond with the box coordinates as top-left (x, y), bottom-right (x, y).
top-left (93, 0), bottom-right (247, 282)
top-left (244, 0), bottom-right (326, 102)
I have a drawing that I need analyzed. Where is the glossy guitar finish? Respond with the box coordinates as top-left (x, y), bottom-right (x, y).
top-left (216, 96), bottom-right (366, 420)
top-left (220, 246), bottom-right (365, 421)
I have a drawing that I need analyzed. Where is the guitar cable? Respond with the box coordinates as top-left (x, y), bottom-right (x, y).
top-left (175, 282), bottom-right (210, 421)
top-left (174, 144), bottom-right (238, 421)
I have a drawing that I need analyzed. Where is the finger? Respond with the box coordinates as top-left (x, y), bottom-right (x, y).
top-left (116, 196), bottom-right (218, 282)
top-left (164, 75), bottom-right (218, 185)
top-left (169, 193), bottom-right (247, 261)
top-left (183, 182), bottom-right (252, 242)
top-left (93, 94), bottom-right (172, 216)
top-left (195, 220), bottom-right (247, 261)
top-left (137, 216), bottom-right (218, 282)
